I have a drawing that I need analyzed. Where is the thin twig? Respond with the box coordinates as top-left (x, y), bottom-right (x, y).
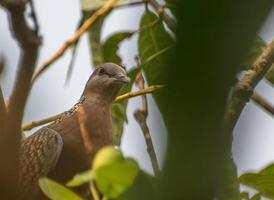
top-left (147, 0), bottom-right (176, 33)
top-left (31, 0), bottom-right (118, 83)
top-left (22, 113), bottom-right (63, 131)
top-left (115, 85), bottom-right (163, 103)
top-left (251, 92), bottom-right (274, 115)
top-left (224, 40), bottom-right (274, 135)
top-left (133, 58), bottom-right (160, 176)
top-left (0, 1), bottom-right (40, 198)
top-left (22, 85), bottom-right (163, 131)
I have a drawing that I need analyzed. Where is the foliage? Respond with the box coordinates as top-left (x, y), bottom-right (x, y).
top-left (138, 9), bottom-right (174, 121)
top-left (39, 178), bottom-right (82, 200)
top-left (92, 146), bottom-right (139, 198)
top-left (103, 32), bottom-right (134, 64)
top-left (239, 163), bottom-right (274, 199)
top-left (40, 146), bottom-right (140, 199)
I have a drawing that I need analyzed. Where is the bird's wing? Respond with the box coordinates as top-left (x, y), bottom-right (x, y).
top-left (19, 127), bottom-right (63, 199)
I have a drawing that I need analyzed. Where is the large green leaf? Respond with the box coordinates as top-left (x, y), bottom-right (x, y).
top-left (138, 10), bottom-right (174, 119)
top-left (92, 146), bottom-right (139, 199)
top-left (239, 163), bottom-right (274, 199)
top-left (39, 178), bottom-right (82, 200)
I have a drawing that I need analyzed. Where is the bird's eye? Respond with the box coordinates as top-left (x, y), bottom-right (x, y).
top-left (98, 68), bottom-right (105, 75)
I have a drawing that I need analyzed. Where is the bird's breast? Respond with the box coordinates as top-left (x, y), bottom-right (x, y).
top-left (49, 102), bottom-right (113, 183)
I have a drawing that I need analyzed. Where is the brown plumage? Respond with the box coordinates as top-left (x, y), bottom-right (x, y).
top-left (19, 63), bottom-right (130, 200)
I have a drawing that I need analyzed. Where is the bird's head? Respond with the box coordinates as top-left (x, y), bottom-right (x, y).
top-left (83, 63), bottom-right (130, 102)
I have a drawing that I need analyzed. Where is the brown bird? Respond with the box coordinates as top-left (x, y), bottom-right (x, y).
top-left (19, 63), bottom-right (130, 200)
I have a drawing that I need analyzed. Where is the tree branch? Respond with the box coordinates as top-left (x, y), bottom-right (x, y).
top-left (147, 0), bottom-right (176, 33)
top-left (224, 40), bottom-right (274, 135)
top-left (22, 85), bottom-right (163, 131)
top-left (251, 92), bottom-right (274, 115)
top-left (133, 63), bottom-right (160, 176)
top-left (0, 1), bottom-right (40, 198)
top-left (31, 0), bottom-right (118, 83)
top-left (115, 85), bottom-right (163, 103)
top-left (0, 86), bottom-right (6, 134)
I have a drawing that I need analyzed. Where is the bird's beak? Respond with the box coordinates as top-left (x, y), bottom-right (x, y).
top-left (114, 74), bottom-right (131, 84)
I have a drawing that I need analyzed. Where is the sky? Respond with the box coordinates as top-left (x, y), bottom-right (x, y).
top-left (1, 0), bottom-right (274, 188)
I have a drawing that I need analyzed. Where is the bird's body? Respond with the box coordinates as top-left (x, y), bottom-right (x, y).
top-left (48, 94), bottom-right (113, 183)
top-left (19, 63), bottom-right (130, 200)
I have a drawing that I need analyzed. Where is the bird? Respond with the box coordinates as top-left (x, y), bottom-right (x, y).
top-left (19, 63), bottom-right (130, 200)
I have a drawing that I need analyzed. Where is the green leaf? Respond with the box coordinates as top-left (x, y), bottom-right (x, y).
top-left (103, 32), bottom-right (134, 64)
top-left (139, 10), bottom-right (174, 85)
top-left (239, 173), bottom-right (259, 189)
top-left (239, 164), bottom-right (274, 199)
top-left (66, 170), bottom-right (93, 187)
top-left (138, 9), bottom-right (174, 118)
top-left (92, 146), bottom-right (139, 198)
top-left (87, 11), bottom-right (105, 68)
top-left (112, 67), bottom-right (140, 145)
top-left (82, 3), bottom-right (130, 68)
top-left (39, 178), bottom-right (82, 200)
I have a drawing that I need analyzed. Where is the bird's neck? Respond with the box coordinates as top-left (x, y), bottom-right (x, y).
top-left (83, 85), bottom-right (121, 104)
top-left (76, 94), bottom-right (114, 155)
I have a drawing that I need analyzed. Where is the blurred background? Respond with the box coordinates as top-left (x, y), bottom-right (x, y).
top-left (1, 0), bottom-right (274, 198)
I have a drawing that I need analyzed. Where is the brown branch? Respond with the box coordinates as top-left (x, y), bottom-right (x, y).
top-left (0, 86), bottom-right (6, 135)
top-left (147, 0), bottom-right (176, 33)
top-left (22, 85), bottom-right (163, 131)
top-left (0, 1), bottom-right (40, 198)
top-left (115, 85), bottom-right (163, 103)
top-left (251, 92), bottom-right (274, 115)
top-left (31, 0), bottom-right (118, 83)
top-left (22, 113), bottom-right (63, 131)
top-left (133, 65), bottom-right (160, 176)
top-left (224, 40), bottom-right (274, 135)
